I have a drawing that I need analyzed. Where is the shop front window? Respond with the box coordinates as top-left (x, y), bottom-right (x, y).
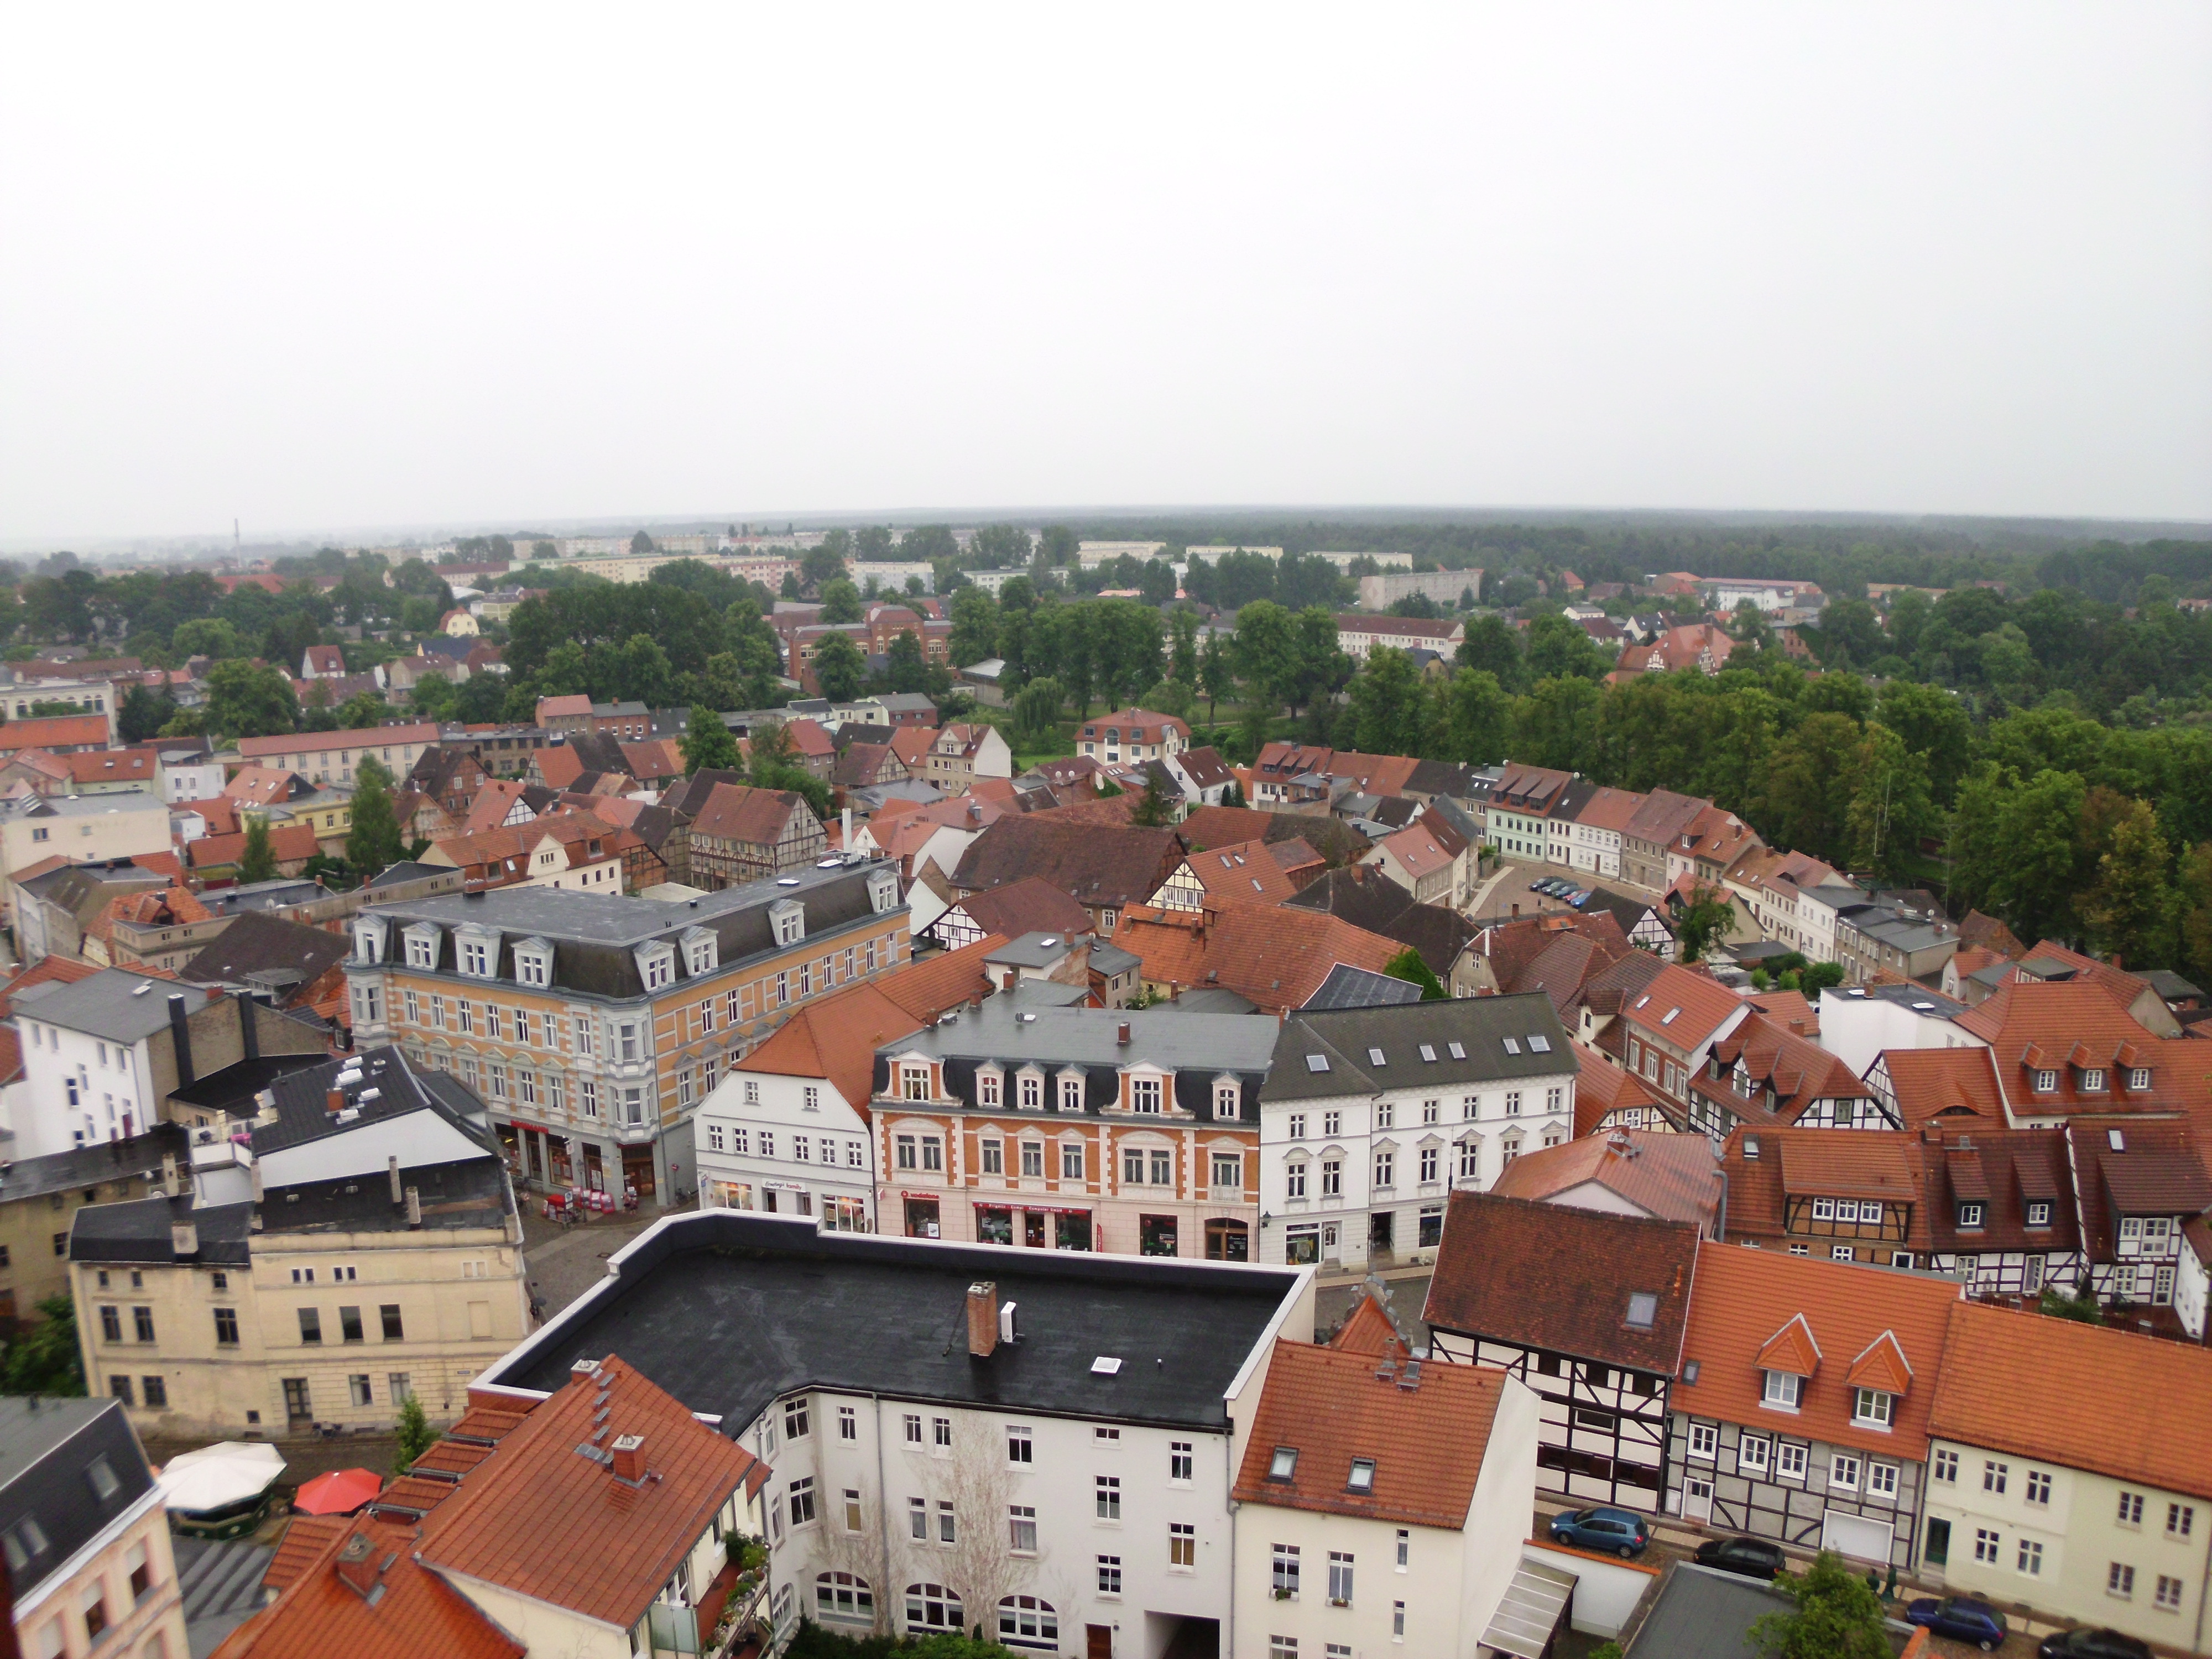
top-left (1140, 1214), bottom-right (1178, 1257)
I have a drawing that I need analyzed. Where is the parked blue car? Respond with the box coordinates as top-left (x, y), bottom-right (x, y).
top-left (1548, 1507), bottom-right (1650, 1558)
top-left (1905, 1595), bottom-right (2008, 1651)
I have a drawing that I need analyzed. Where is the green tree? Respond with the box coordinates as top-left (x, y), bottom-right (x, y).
top-left (1011, 677), bottom-right (1063, 745)
top-left (1509, 677), bottom-right (1601, 773)
top-left (818, 580), bottom-right (863, 624)
top-left (885, 632), bottom-right (928, 695)
top-left (1844, 724), bottom-right (1937, 885)
top-left (629, 530), bottom-right (655, 555)
top-left (681, 704), bottom-right (742, 774)
top-left (615, 634), bottom-right (674, 708)
top-left (1197, 629), bottom-right (1234, 722)
top-left (346, 757), bottom-right (405, 879)
top-left (947, 586), bottom-right (999, 667)
top-left (1755, 712), bottom-right (1863, 866)
top-left (1674, 884), bottom-right (1735, 964)
top-left (1948, 766), bottom-right (2089, 946)
top-left (394, 1393), bottom-right (436, 1475)
top-left (1348, 648), bottom-right (1430, 757)
top-left (1382, 946), bottom-right (1447, 1000)
top-left (2180, 842), bottom-right (2212, 991)
top-left (1875, 679), bottom-right (1973, 805)
top-left (1036, 525), bottom-right (1078, 566)
top-left (2079, 797), bottom-right (2176, 968)
top-left (1129, 767), bottom-right (1177, 827)
top-left (1440, 669), bottom-right (1511, 764)
top-left (1524, 612), bottom-right (1609, 682)
top-left (1749, 1551), bottom-right (1891, 1659)
top-left (1168, 609), bottom-right (1200, 686)
top-left (203, 659), bottom-right (299, 739)
top-left (171, 617), bottom-right (245, 660)
top-left (1, 1295), bottom-right (86, 1395)
top-left (1457, 613), bottom-right (1525, 691)
top-left (239, 816), bottom-right (277, 883)
top-left (118, 683), bottom-right (178, 743)
top-left (811, 633), bottom-right (867, 702)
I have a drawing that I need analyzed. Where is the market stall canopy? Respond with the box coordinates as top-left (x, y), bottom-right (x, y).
top-left (158, 1442), bottom-right (286, 1514)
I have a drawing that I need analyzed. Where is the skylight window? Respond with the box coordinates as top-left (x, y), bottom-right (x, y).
top-left (1625, 1292), bottom-right (1658, 1330)
top-left (2107, 1128), bottom-right (2126, 1152)
top-left (1448, 1043), bottom-right (1465, 1061)
top-left (1502, 1037), bottom-right (1521, 1055)
top-left (1306, 1055), bottom-right (1330, 1074)
top-left (1661, 1008), bottom-right (1681, 1025)
top-left (1634, 995), bottom-right (1652, 1009)
top-left (1419, 1045), bottom-right (1436, 1063)
top-left (1368, 1048), bottom-right (1387, 1066)
top-left (1528, 1034), bottom-right (1551, 1052)
top-left (1269, 1447), bottom-right (1298, 1480)
top-left (1347, 1458), bottom-right (1376, 1493)
top-left (1091, 1357), bottom-right (1123, 1375)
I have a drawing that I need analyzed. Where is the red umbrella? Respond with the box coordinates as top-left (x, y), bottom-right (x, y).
top-left (292, 1468), bottom-right (384, 1516)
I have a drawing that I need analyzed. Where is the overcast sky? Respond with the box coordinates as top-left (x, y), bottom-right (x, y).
top-left (2, 5), bottom-right (2208, 545)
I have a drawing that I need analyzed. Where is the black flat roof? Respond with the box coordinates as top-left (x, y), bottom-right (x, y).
top-left (486, 1212), bottom-right (1301, 1434)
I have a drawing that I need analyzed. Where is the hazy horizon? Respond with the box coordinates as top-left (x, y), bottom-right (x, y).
top-left (4, 6), bottom-right (2208, 545)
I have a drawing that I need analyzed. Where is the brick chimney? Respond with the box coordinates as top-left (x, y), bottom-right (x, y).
top-left (334, 1533), bottom-right (380, 1597)
top-left (967, 1281), bottom-right (999, 1359)
top-left (611, 1433), bottom-right (646, 1481)
top-left (326, 1088), bottom-right (345, 1118)
top-left (1117, 1021), bottom-right (1130, 1046)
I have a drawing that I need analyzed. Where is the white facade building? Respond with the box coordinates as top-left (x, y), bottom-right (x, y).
top-left (1259, 997), bottom-right (1578, 1273)
top-left (13, 975), bottom-right (210, 1157)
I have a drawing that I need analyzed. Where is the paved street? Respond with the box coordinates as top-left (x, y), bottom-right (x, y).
top-left (519, 1201), bottom-right (681, 1324)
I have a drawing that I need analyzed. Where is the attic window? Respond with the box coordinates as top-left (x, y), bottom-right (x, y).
top-left (1661, 1008), bottom-right (1681, 1025)
top-left (1346, 1458), bottom-right (1375, 1494)
top-left (2107, 1128), bottom-right (2126, 1152)
top-left (1269, 1447), bottom-right (1298, 1481)
top-left (1368, 1048), bottom-right (1387, 1067)
top-left (1625, 1292), bottom-right (1658, 1330)
top-left (1744, 1136), bottom-right (1761, 1160)
top-left (1528, 1034), bottom-right (1551, 1053)
top-left (1447, 1043), bottom-right (1465, 1061)
top-left (1634, 995), bottom-right (1651, 1009)
top-left (2126, 1066), bottom-right (2151, 1090)
top-left (1306, 1055), bottom-right (1329, 1074)
top-left (1419, 1045), bottom-right (1436, 1063)
top-left (1502, 1037), bottom-right (1521, 1055)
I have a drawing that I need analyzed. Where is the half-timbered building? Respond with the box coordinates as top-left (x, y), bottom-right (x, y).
top-left (2068, 1120), bottom-right (2212, 1332)
top-left (1718, 1129), bottom-right (1931, 1269)
top-left (1694, 1012), bottom-right (1885, 1130)
top-left (1666, 1239), bottom-right (1960, 1571)
top-left (685, 782), bottom-right (828, 890)
top-left (1424, 1192), bottom-right (1699, 1512)
top-left (1922, 1126), bottom-right (2084, 1298)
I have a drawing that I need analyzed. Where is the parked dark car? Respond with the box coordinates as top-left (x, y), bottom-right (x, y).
top-left (1905, 1595), bottom-right (2008, 1651)
top-left (2038, 1629), bottom-right (2153, 1659)
top-left (1548, 1507), bottom-right (1650, 1558)
top-left (1693, 1536), bottom-right (1785, 1580)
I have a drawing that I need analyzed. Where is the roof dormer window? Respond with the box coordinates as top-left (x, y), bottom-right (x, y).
top-left (512, 937), bottom-right (553, 989)
top-left (2032, 1069), bottom-right (2058, 1093)
top-left (770, 899), bottom-right (806, 947)
top-left (403, 922), bottom-right (441, 970)
top-left (453, 924), bottom-right (502, 979)
top-left (2025, 1199), bottom-right (2052, 1228)
top-left (634, 940), bottom-right (677, 992)
top-left (1851, 1388), bottom-right (1894, 1428)
top-left (353, 917), bottom-right (388, 964)
top-left (681, 927), bottom-right (718, 977)
top-left (1957, 1201), bottom-right (1985, 1229)
top-left (1059, 1072), bottom-right (1084, 1112)
top-left (2127, 1066), bottom-right (2151, 1091)
top-left (1761, 1371), bottom-right (1802, 1411)
top-left (2080, 1068), bottom-right (2106, 1092)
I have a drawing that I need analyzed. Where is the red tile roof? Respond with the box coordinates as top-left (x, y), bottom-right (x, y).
top-left (187, 821), bottom-right (322, 870)
top-left (212, 1515), bottom-right (521, 1659)
top-left (940, 877), bottom-right (1093, 942)
top-left (1231, 1339), bottom-right (1509, 1528)
top-left (1113, 901), bottom-right (1400, 1014)
top-left (2, 714), bottom-right (110, 749)
top-left (1571, 1045), bottom-right (1671, 1136)
top-left (870, 933), bottom-right (1008, 1023)
top-left (1702, 1011), bottom-right (1874, 1125)
top-left (1176, 838), bottom-right (1300, 907)
top-left (688, 782), bottom-right (806, 847)
top-left (1928, 1301), bottom-right (2212, 1500)
top-left (739, 981), bottom-right (931, 1110)
top-left (1488, 1129), bottom-right (1723, 1230)
top-left (1873, 1048), bottom-right (2006, 1129)
top-left (1426, 1191), bottom-right (1700, 1373)
top-left (62, 747), bottom-right (159, 786)
top-left (1954, 978), bottom-right (2174, 1116)
top-left (1619, 962), bottom-right (1747, 1048)
top-left (1674, 1241), bottom-right (1960, 1459)
top-left (418, 1356), bottom-right (762, 1631)
top-left (225, 766), bottom-right (301, 805)
top-left (950, 817), bottom-right (1183, 910)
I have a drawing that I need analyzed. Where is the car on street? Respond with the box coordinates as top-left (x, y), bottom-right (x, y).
top-left (1566, 888), bottom-right (1593, 906)
top-left (1692, 1536), bottom-right (1785, 1580)
top-left (1905, 1595), bottom-right (2008, 1651)
top-left (2036, 1629), bottom-right (2152, 1659)
top-left (1548, 1507), bottom-right (1650, 1558)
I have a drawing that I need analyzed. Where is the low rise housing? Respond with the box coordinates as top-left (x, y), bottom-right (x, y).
top-left (236, 722), bottom-right (440, 789)
top-left (1334, 613), bottom-right (1465, 661)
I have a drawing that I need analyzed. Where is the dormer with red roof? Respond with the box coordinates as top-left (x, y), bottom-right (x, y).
top-left (1953, 978), bottom-right (2174, 1126)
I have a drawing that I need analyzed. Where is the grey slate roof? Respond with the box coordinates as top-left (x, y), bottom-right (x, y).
top-left (71, 1193), bottom-right (255, 1265)
top-left (257, 1155), bottom-right (510, 1237)
top-left (484, 1211), bottom-right (1301, 1433)
top-left (14, 969), bottom-right (210, 1042)
top-left (1264, 992), bottom-right (1577, 1103)
top-left (872, 994), bottom-right (1276, 1120)
top-left (354, 858), bottom-right (895, 1002)
top-left (0, 1123), bottom-right (187, 1205)
top-left (1301, 963), bottom-right (1423, 1010)
top-left (984, 931), bottom-right (1087, 970)
top-left (179, 910), bottom-right (348, 1000)
top-left (251, 1046), bottom-right (491, 1158)
top-left (0, 1397), bottom-right (160, 1602)
top-left (200, 879), bottom-right (327, 917)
